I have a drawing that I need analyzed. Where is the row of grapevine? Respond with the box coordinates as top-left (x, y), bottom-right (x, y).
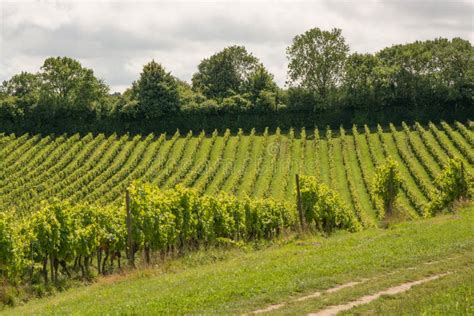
top-left (54, 135), bottom-right (130, 202)
top-left (35, 134), bottom-right (115, 203)
top-left (229, 128), bottom-right (256, 195)
top-left (99, 133), bottom-right (167, 204)
top-left (313, 128), bottom-right (321, 180)
top-left (0, 183), bottom-right (297, 283)
top-left (206, 129), bottom-right (243, 195)
top-left (141, 130), bottom-right (180, 182)
top-left (180, 130), bottom-right (220, 188)
top-left (352, 126), bottom-right (377, 210)
top-left (70, 134), bottom-right (142, 202)
top-left (164, 131), bottom-right (206, 189)
top-left (440, 121), bottom-right (474, 164)
top-left (153, 131), bottom-right (193, 187)
top-left (0, 133), bottom-right (100, 210)
top-left (339, 127), bottom-right (375, 226)
top-left (401, 122), bottom-right (439, 180)
top-left (0, 134), bottom-right (38, 170)
top-left (299, 175), bottom-right (362, 232)
top-left (455, 121), bottom-right (474, 146)
top-left (0, 121), bottom-right (472, 219)
top-left (281, 128), bottom-right (296, 199)
top-left (0, 135), bottom-right (53, 181)
top-left (87, 134), bottom-right (158, 203)
top-left (195, 129), bottom-right (232, 193)
top-left (1, 134), bottom-right (90, 196)
top-left (414, 122), bottom-right (448, 168)
top-left (374, 125), bottom-right (425, 214)
top-left (389, 123), bottom-right (433, 198)
top-left (326, 127), bottom-right (338, 189)
top-left (245, 127), bottom-right (270, 196)
top-left (263, 127), bottom-right (282, 198)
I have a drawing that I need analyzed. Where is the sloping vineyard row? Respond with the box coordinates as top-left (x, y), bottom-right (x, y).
top-left (0, 121), bottom-right (472, 220)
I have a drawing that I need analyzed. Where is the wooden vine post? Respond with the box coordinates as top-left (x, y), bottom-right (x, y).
top-left (295, 174), bottom-right (306, 232)
top-left (125, 189), bottom-right (135, 267)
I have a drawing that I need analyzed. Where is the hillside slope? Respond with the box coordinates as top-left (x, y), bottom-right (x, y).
top-left (2, 204), bottom-right (473, 315)
top-left (0, 121), bottom-right (473, 223)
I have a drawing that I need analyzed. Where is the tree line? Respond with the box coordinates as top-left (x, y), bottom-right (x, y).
top-left (0, 28), bottom-right (472, 131)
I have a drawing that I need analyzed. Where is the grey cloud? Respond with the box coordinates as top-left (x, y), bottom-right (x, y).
top-left (3, 23), bottom-right (180, 58)
top-left (1, 0), bottom-right (472, 92)
top-left (324, 0), bottom-right (473, 21)
top-left (384, 0), bottom-right (473, 20)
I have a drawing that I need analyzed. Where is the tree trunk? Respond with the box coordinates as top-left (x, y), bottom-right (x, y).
top-left (42, 257), bottom-right (48, 284)
top-left (144, 245), bottom-right (151, 265)
top-left (78, 255), bottom-right (85, 278)
top-left (50, 255), bottom-right (55, 283)
top-left (102, 251), bottom-right (109, 275)
top-left (97, 249), bottom-right (102, 275)
top-left (60, 260), bottom-right (71, 278)
top-left (117, 252), bottom-right (121, 269)
top-left (53, 257), bottom-right (59, 281)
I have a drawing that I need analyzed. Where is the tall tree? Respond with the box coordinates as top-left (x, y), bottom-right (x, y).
top-left (133, 60), bottom-right (180, 119)
top-left (192, 45), bottom-right (259, 99)
top-left (244, 65), bottom-right (279, 111)
top-left (0, 72), bottom-right (41, 117)
top-left (375, 37), bottom-right (473, 108)
top-left (287, 28), bottom-right (349, 110)
top-left (343, 53), bottom-right (379, 110)
top-left (39, 57), bottom-right (109, 119)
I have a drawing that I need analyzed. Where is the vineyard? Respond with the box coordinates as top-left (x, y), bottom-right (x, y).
top-left (1, 121), bottom-right (473, 222)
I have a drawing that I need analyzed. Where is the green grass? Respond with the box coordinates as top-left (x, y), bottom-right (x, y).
top-left (339, 268), bottom-right (474, 315)
top-left (3, 204), bottom-right (473, 315)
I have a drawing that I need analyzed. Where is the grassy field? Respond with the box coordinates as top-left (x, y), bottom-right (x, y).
top-left (2, 203), bottom-right (472, 315)
top-left (1, 120), bottom-right (473, 222)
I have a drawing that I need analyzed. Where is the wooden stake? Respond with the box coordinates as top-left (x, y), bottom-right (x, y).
top-left (126, 189), bottom-right (134, 267)
top-left (295, 174), bottom-right (305, 232)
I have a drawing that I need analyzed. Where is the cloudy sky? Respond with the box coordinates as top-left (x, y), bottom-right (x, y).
top-left (1, 0), bottom-right (472, 92)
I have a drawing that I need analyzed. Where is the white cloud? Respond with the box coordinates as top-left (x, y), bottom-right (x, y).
top-left (1, 0), bottom-right (472, 92)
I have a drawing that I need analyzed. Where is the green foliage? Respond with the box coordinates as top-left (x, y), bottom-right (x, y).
top-left (25, 199), bottom-right (126, 281)
top-left (133, 60), bottom-right (180, 119)
top-left (244, 65), bottom-right (280, 111)
top-left (177, 80), bottom-right (207, 111)
top-left (39, 57), bottom-right (109, 119)
top-left (0, 72), bottom-right (40, 118)
top-left (128, 182), bottom-right (295, 252)
top-left (220, 94), bottom-right (253, 113)
top-left (0, 35), bottom-right (472, 130)
top-left (372, 157), bottom-right (402, 218)
top-left (0, 119), bottom-right (473, 295)
top-left (428, 158), bottom-right (472, 214)
top-left (287, 27), bottom-right (349, 108)
top-left (343, 38), bottom-right (474, 110)
top-left (191, 45), bottom-right (259, 99)
top-left (0, 212), bottom-right (26, 282)
top-left (285, 87), bottom-right (317, 111)
top-left (343, 53), bottom-right (380, 109)
top-left (299, 175), bottom-right (361, 233)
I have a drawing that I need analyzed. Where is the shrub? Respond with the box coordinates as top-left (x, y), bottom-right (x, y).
top-left (428, 158), bottom-right (472, 214)
top-left (372, 157), bottom-right (402, 219)
top-left (128, 181), bottom-right (295, 256)
top-left (299, 175), bottom-right (361, 233)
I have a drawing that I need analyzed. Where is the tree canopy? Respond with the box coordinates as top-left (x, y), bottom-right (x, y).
top-left (132, 60), bottom-right (180, 119)
top-left (39, 57), bottom-right (109, 118)
top-left (192, 45), bottom-right (260, 99)
top-left (0, 30), bottom-right (472, 130)
top-left (287, 28), bottom-right (349, 109)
